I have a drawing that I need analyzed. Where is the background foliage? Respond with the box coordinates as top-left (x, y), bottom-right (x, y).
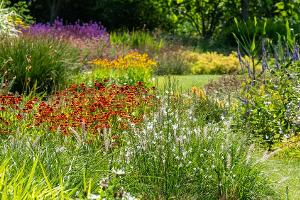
top-left (7, 0), bottom-right (298, 41)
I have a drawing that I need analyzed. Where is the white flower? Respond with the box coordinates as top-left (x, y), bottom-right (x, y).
top-left (264, 101), bottom-right (271, 106)
top-left (112, 168), bottom-right (125, 176)
top-left (122, 191), bottom-right (137, 200)
top-left (100, 178), bottom-right (109, 188)
top-left (88, 193), bottom-right (100, 200)
top-left (55, 146), bottom-right (66, 153)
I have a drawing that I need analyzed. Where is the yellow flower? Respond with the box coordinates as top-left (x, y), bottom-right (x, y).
top-left (182, 50), bottom-right (261, 74)
top-left (8, 16), bottom-right (28, 28)
top-left (90, 52), bottom-right (156, 70)
top-left (191, 86), bottom-right (207, 100)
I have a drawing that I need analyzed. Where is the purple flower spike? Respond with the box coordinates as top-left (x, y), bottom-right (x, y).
top-left (274, 48), bottom-right (280, 69)
top-left (21, 18), bottom-right (109, 43)
top-left (286, 47), bottom-right (291, 59)
top-left (20, 18), bottom-right (111, 59)
top-left (237, 45), bottom-right (251, 78)
top-left (293, 45), bottom-right (300, 61)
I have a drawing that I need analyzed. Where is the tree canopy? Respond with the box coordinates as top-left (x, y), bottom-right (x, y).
top-left (8, 0), bottom-right (300, 38)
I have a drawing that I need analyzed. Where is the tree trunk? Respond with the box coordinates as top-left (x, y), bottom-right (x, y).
top-left (48, 0), bottom-right (62, 22)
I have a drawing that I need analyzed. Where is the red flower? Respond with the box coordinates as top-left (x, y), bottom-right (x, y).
top-left (16, 114), bottom-right (22, 120)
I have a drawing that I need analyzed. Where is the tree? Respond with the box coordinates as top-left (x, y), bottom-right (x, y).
top-left (167, 0), bottom-right (236, 39)
top-left (22, 0), bottom-right (170, 30)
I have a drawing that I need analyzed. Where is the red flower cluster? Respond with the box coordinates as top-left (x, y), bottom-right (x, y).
top-left (0, 83), bottom-right (157, 135)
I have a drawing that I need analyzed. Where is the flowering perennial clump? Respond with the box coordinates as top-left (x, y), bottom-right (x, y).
top-left (21, 18), bottom-right (110, 60)
top-left (80, 52), bottom-right (157, 86)
top-left (0, 82), bottom-right (157, 135)
top-left (22, 18), bottom-right (109, 41)
top-left (90, 52), bottom-right (156, 70)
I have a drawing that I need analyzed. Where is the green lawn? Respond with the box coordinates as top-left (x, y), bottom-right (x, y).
top-left (264, 158), bottom-right (300, 199)
top-left (153, 75), bottom-right (221, 92)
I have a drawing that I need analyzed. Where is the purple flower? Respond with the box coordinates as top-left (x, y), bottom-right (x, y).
top-left (286, 47), bottom-right (291, 59)
top-left (237, 45), bottom-right (251, 78)
top-left (274, 48), bottom-right (280, 69)
top-left (293, 45), bottom-right (299, 61)
top-left (238, 97), bottom-right (249, 105)
top-left (21, 18), bottom-right (109, 43)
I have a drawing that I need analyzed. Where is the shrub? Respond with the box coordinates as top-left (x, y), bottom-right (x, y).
top-left (273, 135), bottom-right (300, 159)
top-left (238, 60), bottom-right (300, 147)
top-left (0, 36), bottom-right (80, 94)
top-left (183, 51), bottom-right (240, 74)
top-left (235, 30), bottom-right (300, 147)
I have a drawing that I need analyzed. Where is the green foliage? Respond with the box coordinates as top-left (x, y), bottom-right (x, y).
top-left (110, 31), bottom-right (164, 55)
top-left (191, 87), bottom-right (227, 123)
top-left (275, 0), bottom-right (300, 24)
top-left (156, 50), bottom-right (245, 76)
top-left (75, 52), bottom-right (156, 87)
top-left (0, 36), bottom-right (80, 94)
top-left (239, 60), bottom-right (300, 147)
top-left (232, 17), bottom-right (267, 83)
top-left (235, 21), bottom-right (300, 146)
top-left (0, 77), bottom-right (279, 199)
top-left (0, 132), bottom-right (119, 199)
top-left (273, 135), bottom-right (300, 159)
top-left (154, 75), bottom-right (221, 92)
top-left (155, 50), bottom-right (191, 75)
top-left (121, 91), bottom-right (276, 199)
top-left (0, 72), bottom-right (15, 95)
top-left (186, 51), bottom-right (241, 75)
top-left (204, 75), bottom-right (242, 99)
top-left (28, 0), bottom-right (170, 30)
top-left (220, 18), bottom-right (300, 47)
top-left (5, 0), bottom-right (34, 25)
top-left (167, 0), bottom-right (231, 38)
top-left (21, 0), bottom-right (300, 40)
top-left (0, 1), bottom-right (20, 36)
top-left (76, 67), bottom-right (154, 88)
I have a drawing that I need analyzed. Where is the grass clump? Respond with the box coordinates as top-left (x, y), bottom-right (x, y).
top-left (155, 50), bottom-right (191, 75)
top-left (0, 36), bottom-right (80, 94)
top-left (110, 31), bottom-right (164, 55)
top-left (119, 91), bottom-right (276, 199)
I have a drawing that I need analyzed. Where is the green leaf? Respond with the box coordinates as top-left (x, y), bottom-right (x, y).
top-left (263, 19), bottom-right (267, 36)
top-left (276, 2), bottom-right (284, 10)
top-left (22, 159), bottom-right (38, 198)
